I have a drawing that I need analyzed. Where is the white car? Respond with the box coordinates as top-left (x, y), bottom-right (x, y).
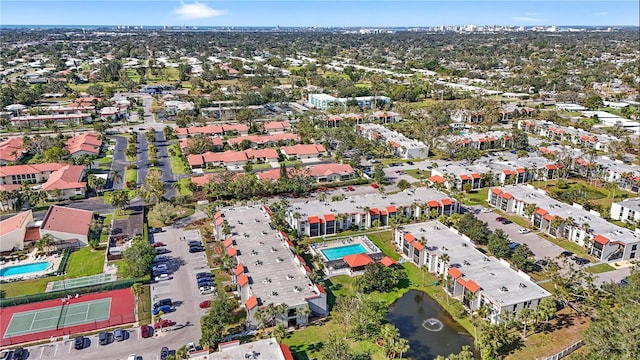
top-left (127, 355), bottom-right (136, 360)
top-left (155, 273), bottom-right (172, 282)
top-left (518, 228), bottom-right (531, 234)
top-left (480, 208), bottom-right (493, 213)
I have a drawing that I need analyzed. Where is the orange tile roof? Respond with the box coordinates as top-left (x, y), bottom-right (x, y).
top-left (412, 241), bottom-right (425, 251)
top-left (543, 214), bottom-right (555, 221)
top-left (316, 284), bottom-right (327, 294)
top-left (0, 211), bottom-right (32, 237)
top-left (593, 235), bottom-right (609, 245)
top-left (308, 216), bottom-right (320, 224)
top-left (280, 344), bottom-right (295, 360)
top-left (187, 154), bottom-right (204, 167)
top-left (0, 163), bottom-right (65, 177)
top-left (281, 144), bottom-right (326, 156)
top-left (501, 193), bottom-right (513, 200)
top-left (379, 256), bottom-right (397, 267)
top-left (441, 198), bottom-right (453, 206)
top-left (471, 173), bottom-right (481, 179)
top-left (215, 217), bottom-right (224, 226)
top-left (263, 121), bottom-right (291, 130)
top-left (246, 295), bottom-right (258, 310)
top-left (535, 208), bottom-right (548, 216)
top-left (24, 227), bottom-right (41, 241)
top-left (491, 188), bottom-right (502, 194)
top-left (343, 253), bottom-right (374, 268)
top-left (427, 200), bottom-right (440, 208)
top-left (41, 206), bottom-right (92, 236)
top-left (428, 174), bottom-right (446, 183)
top-left (465, 279), bottom-right (481, 293)
top-left (226, 246), bottom-right (237, 257)
top-left (234, 263), bottom-right (244, 276)
top-left (403, 233), bottom-right (416, 242)
top-left (324, 214), bottom-right (335, 221)
top-left (41, 165), bottom-right (86, 191)
top-left (237, 274), bottom-right (249, 287)
top-left (448, 267), bottom-right (463, 279)
top-left (223, 238), bottom-right (233, 248)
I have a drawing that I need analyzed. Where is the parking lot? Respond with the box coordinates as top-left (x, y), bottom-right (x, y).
top-left (20, 226), bottom-right (210, 360)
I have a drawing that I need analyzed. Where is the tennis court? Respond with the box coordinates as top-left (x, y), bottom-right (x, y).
top-left (46, 273), bottom-right (114, 292)
top-left (3, 298), bottom-right (111, 338)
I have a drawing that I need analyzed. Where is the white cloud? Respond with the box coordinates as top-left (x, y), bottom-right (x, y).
top-left (513, 16), bottom-right (544, 23)
top-left (173, 2), bottom-right (226, 20)
top-left (598, 12), bottom-right (608, 16)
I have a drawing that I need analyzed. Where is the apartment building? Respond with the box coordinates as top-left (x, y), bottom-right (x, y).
top-left (395, 221), bottom-right (552, 324)
top-left (213, 207), bottom-right (328, 329)
top-left (358, 123), bottom-right (429, 159)
top-left (286, 188), bottom-right (457, 237)
top-left (488, 185), bottom-right (640, 262)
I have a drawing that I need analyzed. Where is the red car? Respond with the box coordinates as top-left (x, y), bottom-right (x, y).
top-left (199, 300), bottom-right (211, 308)
top-left (495, 217), bottom-right (506, 222)
top-left (371, 183), bottom-right (379, 189)
top-left (152, 242), bottom-right (165, 248)
top-left (154, 320), bottom-right (174, 329)
top-left (347, 186), bottom-right (355, 191)
top-left (140, 324), bottom-right (152, 338)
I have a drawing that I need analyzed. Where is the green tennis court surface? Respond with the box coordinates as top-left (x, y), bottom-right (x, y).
top-left (3, 298), bottom-right (111, 338)
top-left (47, 273), bottom-right (114, 292)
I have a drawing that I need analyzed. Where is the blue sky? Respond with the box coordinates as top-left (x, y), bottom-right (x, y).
top-left (1, 1), bottom-right (638, 27)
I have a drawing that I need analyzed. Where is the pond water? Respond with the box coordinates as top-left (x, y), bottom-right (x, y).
top-left (386, 289), bottom-right (476, 360)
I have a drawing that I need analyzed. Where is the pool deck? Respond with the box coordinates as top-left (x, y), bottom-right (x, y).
top-left (311, 235), bottom-right (380, 262)
top-left (0, 249), bottom-right (62, 281)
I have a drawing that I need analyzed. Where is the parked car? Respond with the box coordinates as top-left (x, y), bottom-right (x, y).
top-left (371, 183), bottom-right (379, 189)
top-left (153, 298), bottom-right (172, 308)
top-left (573, 257), bottom-right (589, 265)
top-left (518, 228), bottom-right (531, 234)
top-left (152, 242), bottom-right (166, 248)
top-left (407, 161), bottom-right (414, 165)
top-left (199, 286), bottom-right (215, 295)
top-left (501, 219), bottom-right (512, 225)
top-left (153, 255), bottom-right (169, 263)
top-left (481, 208), bottom-right (493, 213)
top-left (74, 336), bottom-right (86, 350)
top-left (188, 240), bottom-right (202, 247)
top-left (152, 305), bottom-right (173, 315)
top-left (10, 348), bottom-right (25, 360)
top-left (509, 242), bottom-right (521, 250)
top-left (495, 217), bottom-right (506, 222)
top-left (560, 251), bottom-right (574, 257)
top-left (197, 280), bottom-right (214, 288)
top-left (152, 263), bottom-right (168, 273)
top-left (155, 247), bottom-right (171, 255)
top-left (0, 351), bottom-right (13, 360)
top-left (161, 347), bottom-right (169, 360)
top-left (199, 300), bottom-right (211, 308)
top-left (154, 319), bottom-right (174, 329)
top-left (98, 331), bottom-right (111, 345)
top-left (154, 273), bottom-right (172, 282)
top-left (620, 278), bottom-right (629, 287)
top-left (196, 272), bottom-right (213, 279)
top-left (140, 325), bottom-right (152, 338)
top-left (189, 246), bottom-right (205, 253)
top-left (114, 328), bottom-right (126, 342)
top-left (534, 259), bottom-right (548, 267)
top-left (127, 354), bottom-right (137, 360)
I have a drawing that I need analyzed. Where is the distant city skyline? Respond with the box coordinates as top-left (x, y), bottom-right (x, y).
top-left (1, 1), bottom-right (638, 27)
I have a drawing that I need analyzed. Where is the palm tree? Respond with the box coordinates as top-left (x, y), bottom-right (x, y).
top-left (296, 305), bottom-right (311, 325)
top-left (440, 253), bottom-right (450, 270)
top-left (275, 303), bottom-right (289, 326)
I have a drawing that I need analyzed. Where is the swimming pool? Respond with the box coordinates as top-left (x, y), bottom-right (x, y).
top-left (321, 243), bottom-right (368, 261)
top-left (0, 261), bottom-right (51, 277)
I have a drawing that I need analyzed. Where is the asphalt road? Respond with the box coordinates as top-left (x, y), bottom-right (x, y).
top-left (107, 135), bottom-right (128, 190)
top-left (153, 130), bottom-right (177, 199)
top-left (136, 133), bottom-right (150, 189)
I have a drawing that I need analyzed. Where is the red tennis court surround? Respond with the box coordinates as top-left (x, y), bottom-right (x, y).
top-left (0, 288), bottom-right (135, 346)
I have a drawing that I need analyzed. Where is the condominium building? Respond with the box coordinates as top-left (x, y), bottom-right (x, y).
top-left (395, 221), bottom-right (551, 324)
top-left (213, 207), bottom-right (328, 329)
top-left (286, 188), bottom-right (457, 237)
top-left (488, 185), bottom-right (640, 262)
top-left (610, 198), bottom-right (640, 224)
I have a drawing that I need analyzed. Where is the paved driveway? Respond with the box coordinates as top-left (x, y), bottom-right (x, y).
top-left (136, 132), bottom-right (150, 187)
top-left (153, 130), bottom-right (177, 199)
top-left (107, 135), bottom-right (128, 190)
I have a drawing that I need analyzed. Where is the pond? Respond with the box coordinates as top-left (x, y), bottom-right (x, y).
top-left (386, 289), bottom-right (476, 360)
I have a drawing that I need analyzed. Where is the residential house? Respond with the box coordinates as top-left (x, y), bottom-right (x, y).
top-left (175, 124), bottom-right (249, 138)
top-left (308, 94), bottom-right (390, 110)
top-left (0, 163), bottom-right (86, 200)
top-left (257, 163), bottom-right (356, 183)
top-left (41, 165), bottom-right (87, 199)
top-left (227, 133), bottom-right (300, 149)
top-left (262, 121), bottom-right (291, 134)
top-left (210, 338), bottom-right (295, 360)
top-left (395, 221), bottom-right (552, 324)
top-left (0, 137), bottom-right (25, 165)
top-left (280, 144), bottom-right (326, 160)
top-left (448, 131), bottom-right (513, 151)
top-left (65, 132), bottom-right (102, 158)
top-left (488, 185), bottom-right (640, 262)
top-left (368, 111), bottom-right (401, 123)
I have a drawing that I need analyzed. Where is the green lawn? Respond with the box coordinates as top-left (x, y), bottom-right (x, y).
top-left (125, 169), bottom-right (137, 189)
top-left (0, 277), bottom-right (53, 297)
top-left (403, 169), bottom-right (431, 181)
top-left (536, 179), bottom-right (636, 209)
top-left (586, 263), bottom-right (616, 274)
top-left (176, 178), bottom-right (194, 196)
top-left (168, 144), bottom-right (191, 175)
top-left (135, 284), bottom-right (152, 323)
top-left (464, 188), bottom-right (489, 206)
top-left (100, 214), bottom-right (113, 244)
top-left (65, 246), bottom-right (105, 278)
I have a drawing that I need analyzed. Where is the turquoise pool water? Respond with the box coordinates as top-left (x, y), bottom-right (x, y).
top-left (321, 243), bottom-right (368, 261)
top-left (0, 261), bottom-right (51, 277)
